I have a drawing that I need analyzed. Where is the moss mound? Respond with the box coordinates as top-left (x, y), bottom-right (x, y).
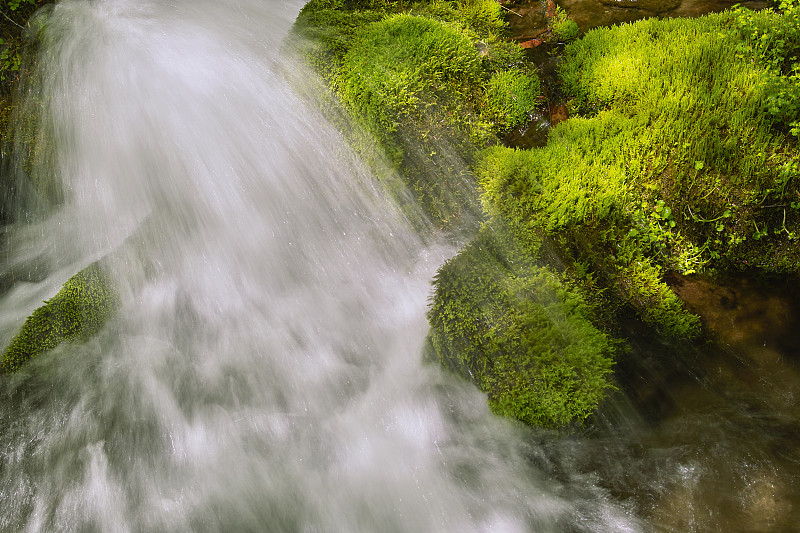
top-left (427, 223), bottom-right (616, 428)
top-left (337, 14), bottom-right (482, 137)
top-left (1, 262), bottom-right (118, 373)
top-left (477, 7), bottom-right (799, 337)
top-left (557, 8), bottom-right (800, 272)
top-left (291, 0), bottom-right (540, 229)
top-left (477, 112), bottom-right (703, 337)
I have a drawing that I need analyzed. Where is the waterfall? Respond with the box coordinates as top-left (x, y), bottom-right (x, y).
top-left (0, 0), bottom-right (640, 531)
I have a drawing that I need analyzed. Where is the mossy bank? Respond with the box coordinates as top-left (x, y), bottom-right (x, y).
top-left (1, 0), bottom-right (56, 226)
top-left (290, 0), bottom-right (619, 429)
top-left (481, 3), bottom-right (799, 336)
top-left (291, 0), bottom-right (800, 429)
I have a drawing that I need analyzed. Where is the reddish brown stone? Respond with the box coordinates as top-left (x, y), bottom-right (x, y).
top-left (550, 104), bottom-right (568, 125)
top-left (519, 39), bottom-right (543, 48)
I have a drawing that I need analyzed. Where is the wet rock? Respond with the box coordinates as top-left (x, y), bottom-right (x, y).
top-left (666, 273), bottom-right (800, 355)
top-left (505, 0), bottom-right (770, 36)
top-left (598, 0), bottom-right (681, 12)
top-left (505, 5), bottom-right (549, 40)
top-left (550, 104), bottom-right (568, 125)
top-left (519, 38), bottom-right (543, 47)
top-left (558, 0), bottom-right (656, 30)
top-left (667, 0), bottom-right (767, 18)
top-left (741, 473), bottom-right (793, 533)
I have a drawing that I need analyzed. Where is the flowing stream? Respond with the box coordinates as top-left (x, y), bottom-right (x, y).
top-left (1, 1), bottom-right (799, 532)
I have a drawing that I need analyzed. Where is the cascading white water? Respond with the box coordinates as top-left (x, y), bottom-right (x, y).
top-left (0, 0), bottom-right (641, 531)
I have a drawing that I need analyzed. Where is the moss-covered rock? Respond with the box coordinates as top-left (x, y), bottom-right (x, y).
top-left (477, 112), bottom-right (703, 337)
top-left (290, 0), bottom-right (541, 229)
top-left (1, 262), bottom-right (118, 373)
top-left (427, 223), bottom-right (616, 428)
top-left (596, 0), bottom-right (681, 12)
top-left (337, 14), bottom-right (482, 136)
top-left (557, 11), bottom-right (800, 270)
top-left (477, 8), bottom-right (799, 337)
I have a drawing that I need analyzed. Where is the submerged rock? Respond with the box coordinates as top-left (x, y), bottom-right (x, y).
top-left (597, 0), bottom-right (681, 12)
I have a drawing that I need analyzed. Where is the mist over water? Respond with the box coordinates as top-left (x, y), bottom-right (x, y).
top-left (0, 0), bottom-right (639, 531)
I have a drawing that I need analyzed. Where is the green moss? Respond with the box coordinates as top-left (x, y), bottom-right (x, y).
top-left (550, 6), bottom-right (580, 42)
top-left (478, 112), bottom-right (633, 232)
top-left (1, 262), bottom-right (119, 373)
top-left (568, 11), bottom-right (799, 260)
top-left (1, 0), bottom-right (59, 226)
top-left (290, 0), bottom-right (388, 83)
top-left (291, 0), bottom-right (542, 229)
top-left (324, 4), bottom-right (540, 146)
top-left (477, 117), bottom-right (702, 337)
top-left (337, 14), bottom-right (484, 139)
top-left (483, 68), bottom-right (541, 132)
top-left (0, 0), bottom-right (52, 101)
top-left (558, 11), bottom-right (798, 207)
top-left (427, 223), bottom-right (616, 428)
top-left (730, 0), bottom-right (800, 137)
top-left (474, 9), bottom-right (800, 337)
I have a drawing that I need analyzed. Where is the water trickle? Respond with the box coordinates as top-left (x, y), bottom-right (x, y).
top-left (0, 1), bottom-right (636, 531)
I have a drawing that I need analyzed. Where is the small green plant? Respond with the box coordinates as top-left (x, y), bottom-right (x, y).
top-left (550, 6), bottom-right (579, 42)
top-left (653, 199), bottom-right (676, 227)
top-left (0, 39), bottom-right (22, 82)
top-left (4, 0), bottom-right (36, 11)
